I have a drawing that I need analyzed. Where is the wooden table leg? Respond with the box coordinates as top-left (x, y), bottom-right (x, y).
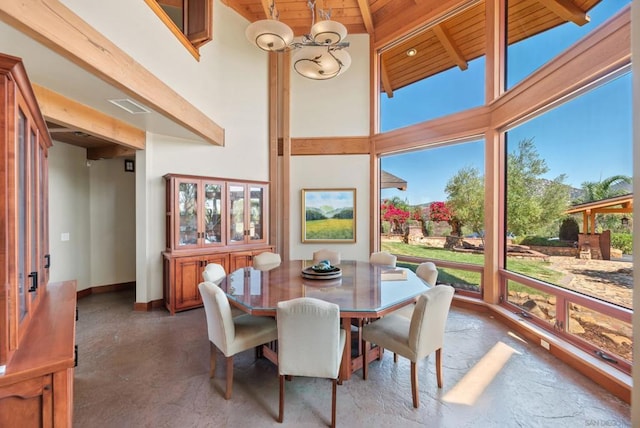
top-left (340, 317), bottom-right (352, 382)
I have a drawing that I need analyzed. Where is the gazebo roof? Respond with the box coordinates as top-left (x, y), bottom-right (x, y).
top-left (565, 193), bottom-right (633, 215)
top-left (381, 171), bottom-right (407, 191)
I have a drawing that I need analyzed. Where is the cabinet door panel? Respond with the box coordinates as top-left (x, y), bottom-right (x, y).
top-left (176, 179), bottom-right (199, 249)
top-left (228, 184), bottom-right (246, 244)
top-left (0, 374), bottom-right (52, 428)
top-left (202, 181), bottom-right (225, 247)
top-left (248, 185), bottom-right (266, 243)
top-left (174, 256), bottom-right (203, 310)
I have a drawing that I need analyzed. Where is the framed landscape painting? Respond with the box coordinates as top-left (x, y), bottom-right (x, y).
top-left (302, 188), bottom-right (356, 243)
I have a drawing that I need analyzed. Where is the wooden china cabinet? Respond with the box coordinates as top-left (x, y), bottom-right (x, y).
top-left (0, 54), bottom-right (76, 426)
top-left (162, 174), bottom-right (273, 314)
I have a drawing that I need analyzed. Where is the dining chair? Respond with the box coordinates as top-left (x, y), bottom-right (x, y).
top-left (202, 263), bottom-right (226, 284)
top-left (395, 261), bottom-right (440, 320)
top-left (369, 251), bottom-right (397, 267)
top-left (312, 249), bottom-right (341, 265)
top-left (361, 285), bottom-right (455, 408)
top-left (276, 297), bottom-right (346, 428)
top-left (416, 261), bottom-right (438, 286)
top-left (198, 281), bottom-right (278, 399)
top-left (202, 263), bottom-right (244, 318)
top-left (252, 251), bottom-right (282, 271)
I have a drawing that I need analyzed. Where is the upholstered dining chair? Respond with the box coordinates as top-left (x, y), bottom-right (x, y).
top-left (276, 297), bottom-right (346, 428)
top-left (252, 251), bottom-right (282, 271)
top-left (202, 263), bottom-right (226, 284)
top-left (361, 285), bottom-right (455, 408)
top-left (202, 263), bottom-right (243, 318)
top-left (416, 261), bottom-right (439, 286)
top-left (369, 251), bottom-right (397, 267)
top-left (312, 249), bottom-right (341, 266)
top-left (198, 281), bottom-right (278, 400)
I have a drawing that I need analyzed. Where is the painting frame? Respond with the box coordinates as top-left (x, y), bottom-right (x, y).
top-left (301, 188), bottom-right (356, 243)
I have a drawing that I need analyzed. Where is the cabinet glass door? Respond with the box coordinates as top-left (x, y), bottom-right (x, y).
top-left (249, 185), bottom-right (265, 241)
top-left (203, 182), bottom-right (224, 245)
top-left (17, 110), bottom-right (27, 322)
top-left (178, 180), bottom-right (199, 247)
top-left (228, 184), bottom-right (245, 244)
top-left (29, 129), bottom-right (39, 302)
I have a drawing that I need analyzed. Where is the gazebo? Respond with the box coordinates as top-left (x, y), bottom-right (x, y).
top-left (564, 193), bottom-right (633, 260)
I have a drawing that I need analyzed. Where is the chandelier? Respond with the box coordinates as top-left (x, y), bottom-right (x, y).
top-left (245, 0), bottom-right (351, 80)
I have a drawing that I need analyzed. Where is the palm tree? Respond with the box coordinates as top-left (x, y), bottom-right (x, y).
top-left (576, 175), bottom-right (631, 203)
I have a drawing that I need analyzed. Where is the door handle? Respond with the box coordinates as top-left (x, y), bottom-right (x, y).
top-left (28, 271), bottom-right (38, 292)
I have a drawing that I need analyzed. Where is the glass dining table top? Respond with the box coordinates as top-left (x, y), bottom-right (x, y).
top-left (219, 260), bottom-right (430, 317)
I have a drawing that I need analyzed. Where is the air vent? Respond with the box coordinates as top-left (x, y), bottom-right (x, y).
top-left (108, 98), bottom-right (150, 114)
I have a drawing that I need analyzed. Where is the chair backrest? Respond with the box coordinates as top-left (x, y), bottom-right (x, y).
top-left (369, 251), bottom-right (397, 267)
top-left (253, 251), bottom-right (282, 271)
top-left (277, 297), bottom-right (343, 379)
top-left (312, 249), bottom-right (341, 266)
top-left (409, 285), bottom-right (455, 360)
top-left (202, 263), bottom-right (226, 285)
top-left (198, 281), bottom-right (235, 355)
top-left (416, 262), bottom-right (438, 286)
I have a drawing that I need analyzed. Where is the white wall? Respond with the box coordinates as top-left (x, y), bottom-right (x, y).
top-left (48, 144), bottom-right (135, 291)
top-left (290, 34), bottom-right (370, 137)
top-left (290, 155), bottom-right (370, 261)
top-left (48, 143), bottom-right (90, 289)
top-left (89, 158), bottom-right (136, 286)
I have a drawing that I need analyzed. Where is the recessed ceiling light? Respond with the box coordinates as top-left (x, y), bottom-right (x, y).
top-left (108, 98), bottom-right (150, 114)
top-left (406, 48), bottom-right (417, 57)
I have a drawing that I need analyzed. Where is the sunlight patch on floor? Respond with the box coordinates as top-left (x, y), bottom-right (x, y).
top-left (443, 341), bottom-right (521, 406)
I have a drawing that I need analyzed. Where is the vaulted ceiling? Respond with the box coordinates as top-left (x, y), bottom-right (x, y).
top-left (3, 0), bottom-right (601, 157)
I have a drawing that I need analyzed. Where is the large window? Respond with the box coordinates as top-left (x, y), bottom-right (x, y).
top-left (506, 0), bottom-right (629, 89)
top-left (504, 71), bottom-right (632, 369)
top-left (379, 2), bottom-right (485, 131)
top-left (380, 140), bottom-right (485, 294)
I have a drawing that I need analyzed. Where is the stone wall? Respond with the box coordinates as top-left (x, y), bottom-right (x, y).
top-left (528, 245), bottom-right (578, 257)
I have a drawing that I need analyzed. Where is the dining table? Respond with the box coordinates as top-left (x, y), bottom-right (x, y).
top-left (219, 259), bottom-right (430, 381)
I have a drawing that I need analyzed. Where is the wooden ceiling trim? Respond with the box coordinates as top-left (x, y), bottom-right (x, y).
top-left (87, 145), bottom-right (136, 161)
top-left (432, 24), bottom-right (468, 71)
top-left (356, 0), bottom-right (375, 34)
top-left (33, 84), bottom-right (146, 151)
top-left (380, 56), bottom-right (394, 98)
top-left (0, 0), bottom-right (225, 146)
top-left (536, 0), bottom-right (589, 26)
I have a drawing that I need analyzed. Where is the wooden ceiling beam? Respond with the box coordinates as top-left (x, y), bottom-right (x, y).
top-left (87, 145), bottom-right (136, 160)
top-left (380, 56), bottom-right (394, 98)
top-left (33, 84), bottom-right (146, 151)
top-left (432, 23), bottom-right (468, 71)
top-left (356, 0), bottom-right (375, 34)
top-left (536, 0), bottom-right (590, 26)
top-left (0, 0), bottom-right (225, 146)
top-left (157, 0), bottom-right (182, 8)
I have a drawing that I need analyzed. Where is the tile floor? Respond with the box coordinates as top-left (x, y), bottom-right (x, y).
top-left (73, 289), bottom-right (631, 427)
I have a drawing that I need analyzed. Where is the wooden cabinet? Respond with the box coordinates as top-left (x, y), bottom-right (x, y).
top-left (163, 174), bottom-right (273, 315)
top-left (227, 182), bottom-right (268, 246)
top-left (0, 53), bottom-right (74, 427)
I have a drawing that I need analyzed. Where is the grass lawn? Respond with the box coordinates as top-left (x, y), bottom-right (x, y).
top-left (382, 241), bottom-right (563, 293)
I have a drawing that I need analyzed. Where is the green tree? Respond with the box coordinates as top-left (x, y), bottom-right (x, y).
top-left (445, 166), bottom-right (484, 237)
top-left (577, 174), bottom-right (631, 203)
top-left (506, 138), bottom-right (570, 237)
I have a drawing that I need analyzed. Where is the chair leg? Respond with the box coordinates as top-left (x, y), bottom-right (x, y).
top-left (362, 340), bottom-right (368, 380)
top-left (411, 361), bottom-right (419, 408)
top-left (331, 378), bottom-right (337, 428)
top-left (393, 353), bottom-right (398, 363)
top-left (436, 348), bottom-right (443, 388)
top-left (278, 374), bottom-right (285, 423)
top-left (209, 343), bottom-right (217, 378)
top-left (225, 356), bottom-right (234, 400)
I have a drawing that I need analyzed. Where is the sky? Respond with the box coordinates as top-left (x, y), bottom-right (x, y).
top-left (380, 0), bottom-right (632, 206)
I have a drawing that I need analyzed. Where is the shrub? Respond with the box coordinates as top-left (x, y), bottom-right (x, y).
top-left (559, 217), bottom-right (579, 242)
top-left (611, 233), bottom-right (633, 255)
top-left (519, 236), bottom-right (573, 247)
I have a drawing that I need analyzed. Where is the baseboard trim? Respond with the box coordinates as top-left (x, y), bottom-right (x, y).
top-left (133, 299), bottom-right (164, 312)
top-left (76, 282), bottom-right (135, 299)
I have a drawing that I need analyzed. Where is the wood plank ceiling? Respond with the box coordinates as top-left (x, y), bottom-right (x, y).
top-left (52, 0), bottom-right (600, 154)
